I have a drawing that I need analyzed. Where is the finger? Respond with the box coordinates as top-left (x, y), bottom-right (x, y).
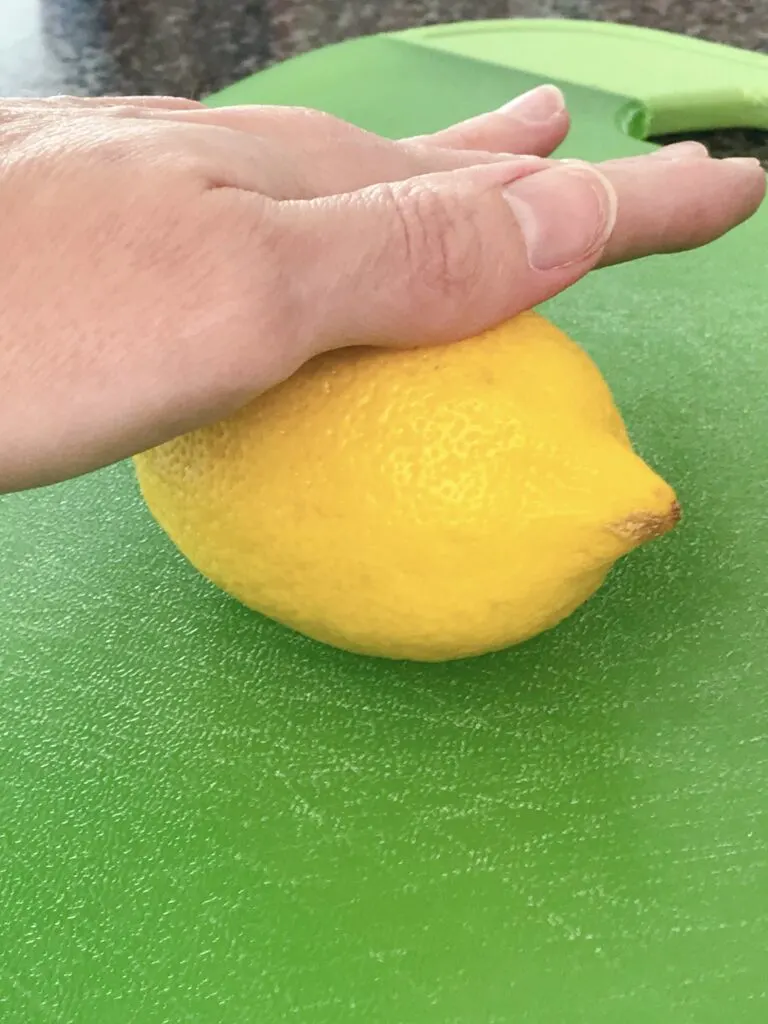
top-left (601, 140), bottom-right (710, 168)
top-left (595, 154), bottom-right (765, 265)
top-left (408, 84), bottom-right (570, 158)
top-left (128, 103), bottom-right (550, 196)
top-left (645, 140), bottom-right (710, 160)
top-left (262, 161), bottom-right (616, 353)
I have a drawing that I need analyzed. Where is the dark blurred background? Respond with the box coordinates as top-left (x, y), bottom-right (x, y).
top-left (2, 0), bottom-right (768, 161)
top-left (2, 0), bottom-right (767, 99)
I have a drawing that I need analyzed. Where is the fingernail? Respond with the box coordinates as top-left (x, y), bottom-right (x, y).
top-left (499, 84), bottom-right (565, 125)
top-left (651, 140), bottom-right (709, 160)
top-left (503, 162), bottom-right (617, 272)
top-left (723, 156), bottom-right (763, 169)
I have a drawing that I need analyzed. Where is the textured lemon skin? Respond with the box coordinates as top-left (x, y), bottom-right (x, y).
top-left (134, 312), bottom-right (678, 661)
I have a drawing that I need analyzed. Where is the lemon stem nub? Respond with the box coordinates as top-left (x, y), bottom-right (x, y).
top-left (611, 501), bottom-right (682, 547)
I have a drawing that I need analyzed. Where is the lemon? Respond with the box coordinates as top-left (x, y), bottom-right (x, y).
top-left (134, 312), bottom-right (680, 661)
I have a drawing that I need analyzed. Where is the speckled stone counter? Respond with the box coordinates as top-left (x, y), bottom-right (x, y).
top-left (2, 0), bottom-right (768, 100)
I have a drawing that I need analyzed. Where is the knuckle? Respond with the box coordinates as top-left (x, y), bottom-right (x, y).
top-left (281, 106), bottom-right (372, 147)
top-left (276, 105), bottom-right (344, 131)
top-left (384, 179), bottom-right (484, 308)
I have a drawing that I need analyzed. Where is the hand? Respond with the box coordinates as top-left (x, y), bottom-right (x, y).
top-left (0, 88), bottom-right (763, 492)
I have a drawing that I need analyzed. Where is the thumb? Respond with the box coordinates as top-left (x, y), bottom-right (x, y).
top-left (275, 160), bottom-right (617, 353)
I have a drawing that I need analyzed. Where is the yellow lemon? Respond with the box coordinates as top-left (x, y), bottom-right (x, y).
top-left (134, 312), bottom-right (680, 661)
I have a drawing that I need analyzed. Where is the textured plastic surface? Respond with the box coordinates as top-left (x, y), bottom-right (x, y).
top-left (2, 21), bottom-right (768, 1024)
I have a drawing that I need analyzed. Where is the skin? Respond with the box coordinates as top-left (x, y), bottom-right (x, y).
top-left (0, 86), bottom-right (764, 493)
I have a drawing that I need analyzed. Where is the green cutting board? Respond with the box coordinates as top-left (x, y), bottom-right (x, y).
top-left (3, 20), bottom-right (768, 1023)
